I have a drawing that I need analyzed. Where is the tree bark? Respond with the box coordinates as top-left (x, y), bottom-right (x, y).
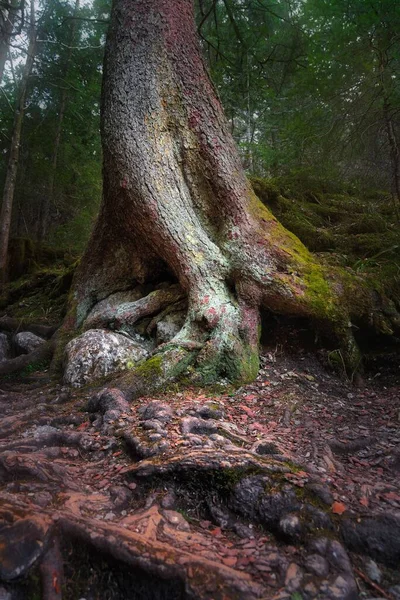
top-left (0, 0), bottom-right (36, 287)
top-left (383, 97), bottom-right (400, 212)
top-left (63, 0), bottom-right (400, 386)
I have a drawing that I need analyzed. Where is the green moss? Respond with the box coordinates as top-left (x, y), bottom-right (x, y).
top-left (293, 485), bottom-right (330, 510)
top-left (0, 265), bottom-right (75, 326)
top-left (251, 177), bottom-right (400, 300)
top-left (302, 264), bottom-right (339, 319)
top-left (227, 344), bottom-right (260, 384)
top-left (251, 177), bottom-right (281, 205)
top-left (2, 357), bottom-right (52, 382)
top-left (281, 460), bottom-right (305, 474)
top-left (133, 354), bottom-right (164, 379)
top-left (210, 466), bottom-right (261, 490)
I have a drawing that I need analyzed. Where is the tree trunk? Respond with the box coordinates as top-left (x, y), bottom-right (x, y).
top-left (63, 0), bottom-right (400, 387)
top-left (383, 97), bottom-right (400, 212)
top-left (37, 0), bottom-right (80, 245)
top-left (0, 0), bottom-right (36, 287)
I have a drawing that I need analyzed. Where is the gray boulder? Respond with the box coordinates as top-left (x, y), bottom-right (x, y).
top-left (64, 329), bottom-right (149, 387)
top-left (14, 331), bottom-right (45, 355)
top-left (156, 311), bottom-right (185, 344)
top-left (0, 333), bottom-right (10, 362)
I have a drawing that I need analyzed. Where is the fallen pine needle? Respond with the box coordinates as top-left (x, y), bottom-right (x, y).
top-left (353, 566), bottom-right (395, 600)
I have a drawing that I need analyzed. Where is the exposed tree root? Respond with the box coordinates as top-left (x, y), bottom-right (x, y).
top-left (0, 339), bottom-right (55, 376)
top-left (83, 284), bottom-right (185, 331)
top-left (1, 377), bottom-right (399, 598)
top-left (39, 536), bottom-right (64, 600)
top-left (0, 316), bottom-right (58, 339)
top-left (329, 436), bottom-right (382, 455)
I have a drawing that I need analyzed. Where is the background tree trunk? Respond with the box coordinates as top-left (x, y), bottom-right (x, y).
top-left (0, 0), bottom-right (19, 83)
top-left (63, 0), bottom-right (400, 386)
top-left (0, 0), bottom-right (36, 287)
top-left (37, 0), bottom-right (81, 246)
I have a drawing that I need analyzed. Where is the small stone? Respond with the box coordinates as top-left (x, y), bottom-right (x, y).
top-left (208, 503), bottom-right (231, 529)
top-left (87, 388), bottom-right (129, 415)
top-left (156, 312), bottom-right (185, 344)
top-left (308, 537), bottom-right (328, 555)
top-left (14, 331), bottom-right (45, 355)
top-left (181, 417), bottom-right (217, 436)
top-left (304, 554), bottom-right (329, 577)
top-left (162, 510), bottom-right (190, 531)
top-left (209, 434), bottom-right (230, 445)
top-left (32, 492), bottom-right (53, 508)
top-left (141, 419), bottom-right (165, 433)
top-left (148, 433), bottom-right (163, 441)
top-left (232, 523), bottom-right (254, 539)
top-left (284, 563), bottom-right (303, 592)
top-left (325, 540), bottom-right (353, 574)
top-left (251, 440), bottom-right (280, 455)
top-left (390, 586), bottom-right (400, 600)
top-left (327, 574), bottom-right (357, 600)
top-left (259, 489), bottom-right (300, 528)
top-left (138, 402), bottom-right (173, 423)
top-left (305, 504), bottom-right (334, 531)
top-left (156, 441), bottom-right (169, 454)
top-left (110, 486), bottom-right (131, 509)
top-left (307, 483), bottom-right (334, 505)
top-left (304, 582), bottom-right (318, 595)
top-left (0, 587), bottom-right (12, 600)
top-left (195, 402), bottom-right (225, 420)
top-left (279, 513), bottom-right (302, 539)
top-left (364, 558), bottom-right (382, 584)
top-left (230, 475), bottom-right (270, 520)
top-left (33, 425), bottom-right (59, 440)
top-left (161, 490), bottom-right (176, 509)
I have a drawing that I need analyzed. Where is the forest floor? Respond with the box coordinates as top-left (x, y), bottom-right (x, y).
top-left (0, 341), bottom-right (399, 600)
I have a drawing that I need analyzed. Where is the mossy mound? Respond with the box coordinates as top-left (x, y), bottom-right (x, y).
top-left (7, 237), bottom-right (74, 281)
top-left (252, 176), bottom-right (400, 301)
top-left (0, 262), bottom-right (77, 326)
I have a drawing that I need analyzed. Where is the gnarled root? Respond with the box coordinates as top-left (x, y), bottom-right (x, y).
top-left (0, 340), bottom-right (55, 377)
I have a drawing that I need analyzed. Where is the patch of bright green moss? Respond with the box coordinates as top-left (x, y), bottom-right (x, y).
top-left (133, 354), bottom-right (164, 379)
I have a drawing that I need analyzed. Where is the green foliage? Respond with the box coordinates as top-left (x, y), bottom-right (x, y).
top-left (197, 0), bottom-right (400, 191)
top-left (0, 0), bottom-right (109, 253)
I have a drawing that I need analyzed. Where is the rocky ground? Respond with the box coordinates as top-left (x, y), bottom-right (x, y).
top-left (0, 343), bottom-right (399, 600)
